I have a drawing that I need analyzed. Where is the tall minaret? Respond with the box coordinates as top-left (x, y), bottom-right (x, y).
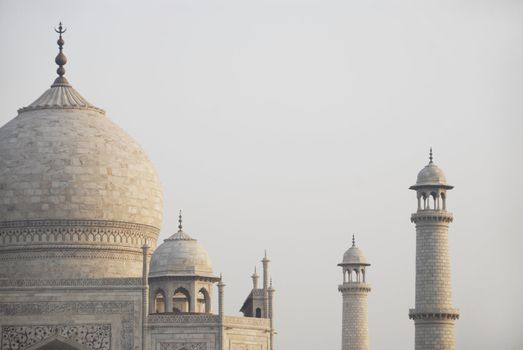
top-left (409, 149), bottom-right (459, 350)
top-left (338, 235), bottom-right (371, 350)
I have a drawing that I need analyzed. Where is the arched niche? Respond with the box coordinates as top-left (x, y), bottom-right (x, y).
top-left (197, 287), bottom-right (210, 313)
top-left (173, 287), bottom-right (191, 313)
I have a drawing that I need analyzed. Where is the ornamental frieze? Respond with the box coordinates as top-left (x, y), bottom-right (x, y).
top-left (159, 342), bottom-right (206, 350)
top-left (0, 278), bottom-right (142, 288)
top-left (0, 219), bottom-right (159, 247)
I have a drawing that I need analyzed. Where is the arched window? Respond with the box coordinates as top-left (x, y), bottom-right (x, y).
top-left (256, 307), bottom-right (262, 318)
top-left (173, 287), bottom-right (191, 313)
top-left (197, 288), bottom-right (210, 313)
top-left (154, 291), bottom-right (165, 313)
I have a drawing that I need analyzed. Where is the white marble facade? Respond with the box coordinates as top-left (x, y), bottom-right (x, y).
top-left (0, 28), bottom-right (274, 350)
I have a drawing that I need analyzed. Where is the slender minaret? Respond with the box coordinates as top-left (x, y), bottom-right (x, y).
top-left (338, 235), bottom-right (371, 350)
top-left (409, 149), bottom-right (459, 350)
top-left (262, 250), bottom-right (270, 318)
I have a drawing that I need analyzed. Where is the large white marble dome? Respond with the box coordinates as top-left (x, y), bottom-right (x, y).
top-left (0, 87), bottom-right (162, 227)
top-left (0, 43), bottom-right (163, 280)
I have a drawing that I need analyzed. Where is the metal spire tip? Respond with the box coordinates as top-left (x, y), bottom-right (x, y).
top-left (178, 210), bottom-right (183, 231)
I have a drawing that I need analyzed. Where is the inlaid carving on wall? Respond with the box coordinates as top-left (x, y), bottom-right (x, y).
top-left (1, 324), bottom-right (111, 350)
top-left (231, 344), bottom-right (262, 350)
top-left (159, 343), bottom-right (206, 350)
top-left (0, 301), bottom-right (135, 350)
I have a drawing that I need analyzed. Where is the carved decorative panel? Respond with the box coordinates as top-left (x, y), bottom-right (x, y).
top-left (0, 301), bottom-right (134, 350)
top-left (1, 324), bottom-right (111, 350)
top-left (160, 342), bottom-right (206, 350)
top-left (231, 344), bottom-right (262, 350)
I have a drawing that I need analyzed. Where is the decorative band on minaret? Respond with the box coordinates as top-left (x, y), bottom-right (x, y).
top-left (338, 235), bottom-right (371, 350)
top-left (409, 149), bottom-right (459, 350)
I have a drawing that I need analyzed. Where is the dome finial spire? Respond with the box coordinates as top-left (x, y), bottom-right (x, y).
top-left (178, 210), bottom-right (183, 231)
top-left (352, 234), bottom-right (356, 247)
top-left (52, 22), bottom-right (69, 87)
top-left (429, 147), bottom-right (433, 164)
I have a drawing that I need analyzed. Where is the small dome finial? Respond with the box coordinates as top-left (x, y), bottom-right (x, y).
top-left (352, 234), bottom-right (356, 247)
top-left (429, 147), bottom-right (433, 164)
top-left (52, 22), bottom-right (69, 86)
top-left (178, 210), bottom-right (183, 231)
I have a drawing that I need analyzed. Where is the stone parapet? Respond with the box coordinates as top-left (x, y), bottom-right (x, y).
top-left (148, 313), bottom-right (220, 325)
top-left (223, 316), bottom-right (271, 330)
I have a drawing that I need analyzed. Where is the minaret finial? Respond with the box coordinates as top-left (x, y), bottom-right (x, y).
top-left (352, 234), bottom-right (355, 247)
top-left (429, 147), bottom-right (433, 163)
top-left (178, 210), bottom-right (183, 231)
top-left (52, 22), bottom-right (69, 86)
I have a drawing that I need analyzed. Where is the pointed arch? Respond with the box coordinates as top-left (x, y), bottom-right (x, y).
top-left (154, 288), bottom-right (166, 313)
top-left (197, 287), bottom-right (211, 313)
top-left (173, 287), bottom-right (191, 313)
top-left (26, 336), bottom-right (88, 350)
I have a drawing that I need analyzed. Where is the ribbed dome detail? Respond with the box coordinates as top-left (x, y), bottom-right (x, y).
top-left (19, 83), bottom-right (105, 114)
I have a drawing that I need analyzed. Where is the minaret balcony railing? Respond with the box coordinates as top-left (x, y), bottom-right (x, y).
top-left (338, 283), bottom-right (371, 293)
top-left (411, 211), bottom-right (453, 224)
top-left (409, 308), bottom-right (460, 321)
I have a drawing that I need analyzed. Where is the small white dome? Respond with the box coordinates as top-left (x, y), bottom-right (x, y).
top-left (341, 245), bottom-right (368, 265)
top-left (410, 150), bottom-right (453, 190)
top-left (149, 229), bottom-right (214, 278)
top-left (414, 162), bottom-right (448, 187)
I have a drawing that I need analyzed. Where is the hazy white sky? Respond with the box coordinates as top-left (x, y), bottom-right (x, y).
top-left (1, 0), bottom-right (522, 349)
